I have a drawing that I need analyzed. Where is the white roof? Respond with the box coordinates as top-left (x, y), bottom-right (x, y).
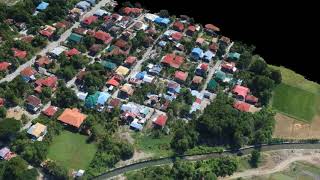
top-left (145, 13), bottom-right (159, 21)
top-left (77, 92), bottom-right (88, 101)
top-left (143, 75), bottom-right (154, 83)
top-left (164, 30), bottom-right (178, 36)
top-left (94, 9), bottom-right (110, 16)
top-left (50, 46), bottom-right (68, 56)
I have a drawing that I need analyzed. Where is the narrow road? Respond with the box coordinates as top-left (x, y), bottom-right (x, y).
top-left (200, 60), bottom-right (221, 93)
top-left (225, 153), bottom-right (320, 179)
top-left (0, 0), bottom-right (113, 84)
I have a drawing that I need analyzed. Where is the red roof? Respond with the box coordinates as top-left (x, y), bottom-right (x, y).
top-left (122, 7), bottom-right (143, 15)
top-left (115, 39), bottom-right (128, 49)
top-left (43, 106), bottom-right (58, 117)
top-left (12, 48), bottom-right (27, 59)
top-left (171, 32), bottom-right (183, 41)
top-left (40, 30), bottom-right (53, 37)
top-left (233, 101), bottom-right (251, 112)
top-left (27, 95), bottom-right (41, 106)
top-left (188, 25), bottom-right (196, 32)
top-left (221, 62), bottom-right (236, 70)
top-left (125, 56), bottom-right (137, 64)
top-left (109, 98), bottom-right (121, 107)
top-left (195, 98), bottom-right (201, 104)
top-left (154, 114), bottom-right (168, 127)
top-left (35, 76), bottom-right (58, 88)
top-left (95, 31), bottom-right (113, 44)
top-left (173, 21), bottom-right (184, 31)
top-left (82, 15), bottom-right (98, 25)
top-left (200, 63), bottom-right (209, 71)
top-left (175, 71), bottom-right (188, 81)
top-left (0, 98), bottom-right (5, 106)
top-left (21, 67), bottom-right (36, 77)
top-left (36, 56), bottom-right (51, 67)
top-left (233, 85), bottom-right (250, 99)
top-left (58, 108), bottom-right (87, 128)
top-left (205, 24), bottom-right (220, 32)
top-left (245, 95), bottom-right (259, 104)
top-left (0, 62), bottom-right (11, 71)
top-left (107, 77), bottom-right (120, 87)
top-left (65, 48), bottom-right (80, 57)
top-left (161, 54), bottom-right (185, 68)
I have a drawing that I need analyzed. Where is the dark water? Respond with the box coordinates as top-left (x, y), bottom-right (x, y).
top-left (116, 0), bottom-right (319, 82)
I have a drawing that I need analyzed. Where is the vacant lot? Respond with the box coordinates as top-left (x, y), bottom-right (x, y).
top-left (272, 83), bottom-right (318, 122)
top-left (47, 131), bottom-right (97, 170)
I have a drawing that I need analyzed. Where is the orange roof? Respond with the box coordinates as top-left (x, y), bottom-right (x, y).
top-left (161, 54), bottom-right (184, 68)
top-left (21, 67), bottom-right (36, 77)
top-left (233, 101), bottom-right (251, 112)
top-left (0, 62), bottom-right (11, 71)
top-left (175, 71), bottom-right (188, 81)
top-left (58, 108), bottom-right (87, 128)
top-left (107, 77), bottom-right (120, 87)
top-left (205, 24), bottom-right (220, 32)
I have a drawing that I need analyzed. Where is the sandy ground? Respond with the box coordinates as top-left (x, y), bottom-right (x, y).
top-left (274, 113), bottom-right (320, 139)
top-left (223, 149), bottom-right (320, 180)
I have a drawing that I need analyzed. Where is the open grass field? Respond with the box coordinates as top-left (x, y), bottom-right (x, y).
top-left (270, 66), bottom-right (320, 123)
top-left (272, 83), bottom-right (318, 122)
top-left (246, 161), bottom-right (320, 180)
top-left (47, 131), bottom-right (97, 170)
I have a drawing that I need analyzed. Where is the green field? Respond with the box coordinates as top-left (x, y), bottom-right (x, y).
top-left (270, 66), bottom-right (320, 122)
top-left (247, 161), bottom-right (320, 180)
top-left (132, 132), bottom-right (173, 157)
top-left (272, 83), bottom-right (318, 122)
top-left (47, 131), bottom-right (97, 170)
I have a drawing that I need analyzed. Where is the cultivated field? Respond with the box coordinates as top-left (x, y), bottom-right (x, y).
top-left (47, 131), bottom-right (97, 170)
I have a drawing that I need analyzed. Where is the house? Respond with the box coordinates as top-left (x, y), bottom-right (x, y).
top-left (191, 47), bottom-right (204, 60)
top-left (192, 76), bottom-right (203, 85)
top-left (85, 91), bottom-right (100, 108)
top-left (35, 56), bottom-right (51, 68)
top-left (58, 108), bottom-right (87, 128)
top-left (54, 21), bottom-right (70, 29)
top-left (65, 48), bottom-right (80, 57)
top-left (195, 63), bottom-right (208, 77)
top-left (0, 98), bottom-right (5, 107)
top-left (36, 2), bottom-right (49, 11)
top-left (196, 37), bottom-right (205, 46)
top-left (94, 9), bottom-right (110, 17)
top-left (42, 106), bottom-right (58, 117)
top-left (130, 120), bottom-right (143, 131)
top-left (175, 43), bottom-right (185, 51)
top-left (154, 17), bottom-right (170, 26)
top-left (115, 66), bottom-right (130, 76)
top-left (106, 76), bottom-right (120, 90)
top-left (228, 52), bottom-right (241, 61)
top-left (76, 1), bottom-right (91, 11)
top-left (49, 46), bottom-right (68, 58)
top-left (174, 71), bottom-right (188, 82)
top-left (20, 67), bottom-right (36, 82)
top-left (233, 101), bottom-right (251, 112)
top-left (133, 21), bottom-right (148, 31)
top-left (209, 42), bottom-right (219, 52)
top-left (0, 62), bottom-right (11, 71)
top-left (34, 76), bottom-right (58, 93)
top-left (40, 25), bottom-right (56, 39)
top-left (122, 7), bottom-right (143, 16)
top-left (101, 22), bottom-right (114, 32)
top-left (68, 33), bottom-right (83, 43)
top-left (207, 79), bottom-right (218, 92)
top-left (204, 24), bottom-right (220, 35)
top-left (94, 31), bottom-right (113, 44)
top-left (173, 21), bottom-right (184, 32)
top-left (114, 39), bottom-right (130, 51)
top-left (221, 62), bottom-right (237, 73)
top-left (166, 81), bottom-right (181, 101)
top-left (119, 84), bottom-right (134, 99)
top-left (186, 25), bottom-right (196, 36)
top-left (144, 13), bottom-right (159, 22)
top-left (108, 98), bottom-right (121, 111)
top-left (89, 44), bottom-right (102, 56)
top-left (27, 123), bottom-right (47, 141)
top-left (85, 0), bottom-right (96, 6)
top-left (232, 85), bottom-right (250, 101)
top-left (97, 92), bottom-right (111, 106)
top-left (73, 27), bottom-right (87, 36)
top-left (153, 114), bottom-right (168, 128)
top-left (214, 70), bottom-right (230, 83)
top-left (77, 92), bottom-right (88, 101)
top-left (26, 95), bottom-right (41, 113)
top-left (82, 15), bottom-right (98, 26)
top-left (12, 48), bottom-right (27, 59)
top-left (161, 54), bottom-right (185, 68)
top-left (220, 36), bottom-right (231, 45)
top-left (124, 56), bottom-right (137, 67)
top-left (203, 50), bottom-right (215, 62)
top-left (148, 64), bottom-right (162, 75)
top-left (171, 32), bottom-right (183, 41)
top-left (0, 147), bottom-right (16, 161)
top-left (245, 95), bottom-right (259, 105)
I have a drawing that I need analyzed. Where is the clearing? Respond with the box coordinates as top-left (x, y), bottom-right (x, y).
top-left (47, 131), bottom-right (97, 170)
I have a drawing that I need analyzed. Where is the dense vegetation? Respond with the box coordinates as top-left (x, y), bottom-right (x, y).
top-left (126, 157), bottom-right (238, 180)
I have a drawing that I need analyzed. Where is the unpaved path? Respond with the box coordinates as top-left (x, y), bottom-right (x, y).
top-left (224, 149), bottom-right (320, 179)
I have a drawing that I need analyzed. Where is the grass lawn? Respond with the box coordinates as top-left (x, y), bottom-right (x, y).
top-left (132, 132), bottom-right (173, 158)
top-left (272, 83), bottom-right (318, 122)
top-left (47, 131), bottom-right (97, 170)
top-left (270, 66), bottom-right (320, 122)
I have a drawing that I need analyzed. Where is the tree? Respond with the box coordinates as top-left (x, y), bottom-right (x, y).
top-left (40, 86), bottom-right (52, 99)
top-left (53, 84), bottom-right (78, 108)
top-left (31, 35), bottom-right (47, 48)
top-left (172, 161), bottom-right (195, 179)
top-left (3, 156), bottom-right (38, 180)
top-left (45, 161), bottom-right (68, 180)
top-left (0, 106), bottom-right (6, 118)
top-left (250, 149), bottom-right (261, 168)
top-left (171, 121), bottom-right (199, 154)
top-left (119, 141), bottom-right (134, 160)
top-left (249, 56), bottom-right (267, 75)
top-left (159, 9), bottom-right (169, 18)
top-left (269, 69), bottom-right (282, 84)
top-left (83, 36), bottom-right (96, 48)
top-left (0, 118), bottom-right (21, 141)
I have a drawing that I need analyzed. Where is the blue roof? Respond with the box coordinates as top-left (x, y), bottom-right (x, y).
top-left (154, 17), bottom-right (163, 23)
top-left (77, 1), bottom-right (91, 9)
top-left (135, 71), bottom-right (146, 80)
top-left (97, 92), bottom-right (111, 105)
top-left (154, 17), bottom-right (170, 25)
top-left (158, 41), bottom-right (167, 47)
top-left (36, 2), bottom-right (49, 11)
top-left (130, 122), bottom-right (143, 131)
top-left (192, 48), bottom-right (204, 59)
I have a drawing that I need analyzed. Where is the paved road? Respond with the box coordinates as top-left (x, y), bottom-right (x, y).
top-left (93, 143), bottom-right (320, 180)
top-left (0, 0), bottom-right (113, 84)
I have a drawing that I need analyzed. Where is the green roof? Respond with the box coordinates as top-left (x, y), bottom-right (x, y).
top-left (85, 91), bottom-right (100, 108)
top-left (228, 52), bottom-right (241, 60)
top-left (215, 70), bottom-right (226, 81)
top-left (68, 33), bottom-right (83, 43)
top-left (101, 61), bottom-right (117, 70)
top-left (207, 79), bottom-right (218, 91)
